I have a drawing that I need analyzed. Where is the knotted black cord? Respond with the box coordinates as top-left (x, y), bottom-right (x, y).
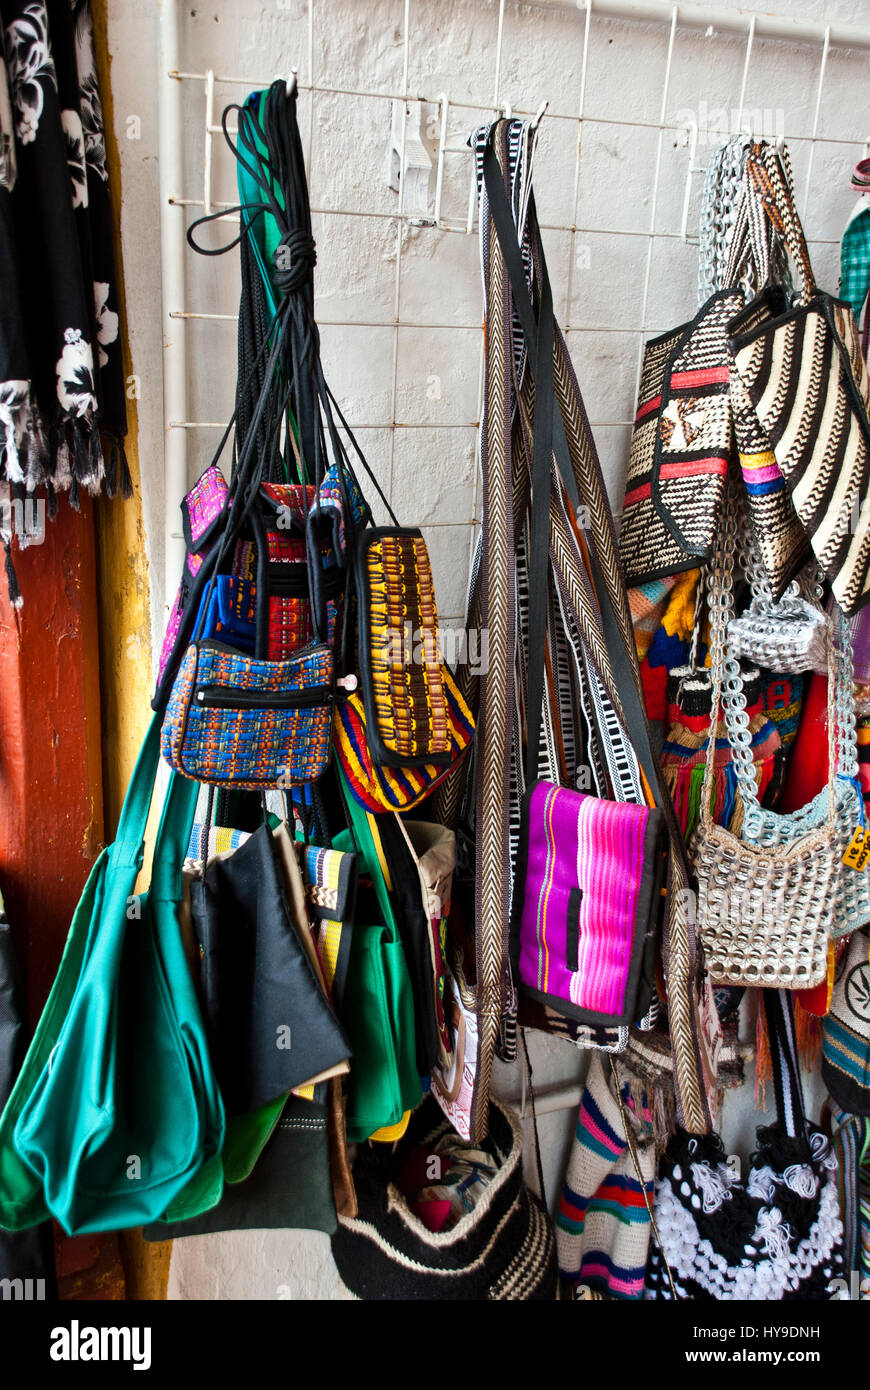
top-left (179, 80), bottom-right (411, 690)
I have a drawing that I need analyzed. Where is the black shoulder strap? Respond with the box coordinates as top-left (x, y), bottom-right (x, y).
top-left (763, 989), bottom-right (806, 1139)
top-left (482, 138), bottom-right (666, 810)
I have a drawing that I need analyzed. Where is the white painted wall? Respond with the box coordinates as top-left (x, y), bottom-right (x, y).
top-left (103, 0), bottom-right (868, 1299)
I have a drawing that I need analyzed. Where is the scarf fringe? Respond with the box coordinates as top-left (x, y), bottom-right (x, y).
top-left (3, 539), bottom-right (22, 611)
top-left (103, 433), bottom-right (133, 500)
top-left (0, 388), bottom-right (50, 490)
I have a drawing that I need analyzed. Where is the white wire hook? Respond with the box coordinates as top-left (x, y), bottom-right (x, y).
top-left (285, 68), bottom-right (298, 98)
top-left (530, 99), bottom-right (549, 132)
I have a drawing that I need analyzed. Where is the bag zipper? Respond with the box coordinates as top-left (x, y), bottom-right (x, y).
top-left (267, 564), bottom-right (344, 599)
top-left (194, 684), bottom-right (333, 710)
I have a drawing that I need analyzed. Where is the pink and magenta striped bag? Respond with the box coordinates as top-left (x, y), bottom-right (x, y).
top-left (510, 782), bottom-right (665, 1029)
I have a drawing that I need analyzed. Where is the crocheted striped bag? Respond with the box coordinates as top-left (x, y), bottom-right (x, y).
top-left (331, 1096), bottom-right (557, 1300)
top-left (729, 144), bottom-right (870, 616)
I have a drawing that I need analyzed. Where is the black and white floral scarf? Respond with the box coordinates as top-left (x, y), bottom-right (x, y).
top-left (0, 0), bottom-right (128, 516)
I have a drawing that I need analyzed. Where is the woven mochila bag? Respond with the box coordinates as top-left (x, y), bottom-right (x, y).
top-left (330, 1096), bottom-right (557, 1301)
top-left (729, 143), bottom-right (870, 615)
top-left (646, 991), bottom-right (845, 1301)
top-left (689, 483), bottom-right (842, 989)
top-left (619, 289), bottom-right (740, 587)
top-left (619, 135), bottom-right (793, 589)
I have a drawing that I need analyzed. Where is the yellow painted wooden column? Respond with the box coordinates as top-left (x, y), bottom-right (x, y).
top-left (91, 0), bottom-right (173, 1302)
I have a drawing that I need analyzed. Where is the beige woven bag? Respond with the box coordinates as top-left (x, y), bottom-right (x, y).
top-left (689, 483), bottom-right (838, 989)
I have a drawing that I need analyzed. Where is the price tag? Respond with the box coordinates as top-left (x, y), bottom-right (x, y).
top-left (726, 1154), bottom-right (741, 1181)
top-left (843, 826), bottom-right (870, 871)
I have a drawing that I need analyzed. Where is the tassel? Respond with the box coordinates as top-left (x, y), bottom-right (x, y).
top-left (117, 436), bottom-right (134, 499)
top-left (2, 426), bottom-right (23, 484)
top-left (24, 411), bottom-right (48, 493)
top-left (686, 764), bottom-right (705, 838)
top-left (46, 480), bottom-right (57, 522)
top-left (755, 995), bottom-right (772, 1110)
top-left (721, 763), bottom-right (738, 833)
top-left (4, 539), bottom-right (22, 611)
top-left (88, 422), bottom-right (104, 492)
top-left (794, 996), bottom-right (823, 1071)
top-left (71, 420), bottom-right (90, 485)
top-left (755, 990), bottom-right (821, 1113)
top-left (104, 435), bottom-right (118, 497)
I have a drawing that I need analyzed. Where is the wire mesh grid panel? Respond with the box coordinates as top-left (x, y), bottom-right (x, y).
top-left (160, 0), bottom-right (870, 619)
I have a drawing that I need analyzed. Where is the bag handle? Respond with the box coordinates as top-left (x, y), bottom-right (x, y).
top-left (481, 135), bottom-right (668, 814)
top-left (700, 479), bottom-right (838, 832)
top-left (746, 143), bottom-right (817, 306)
top-left (763, 989), bottom-right (806, 1138)
top-left (108, 714), bottom-right (164, 872)
top-left (481, 138), bottom-right (553, 789)
top-left (149, 773), bottom-right (201, 904)
top-left (335, 763), bottom-right (400, 943)
top-left (720, 140), bottom-right (798, 297)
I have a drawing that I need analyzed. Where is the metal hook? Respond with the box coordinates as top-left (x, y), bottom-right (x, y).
top-left (285, 68), bottom-right (298, 98)
top-left (500, 100), bottom-right (513, 120)
top-left (530, 99), bottom-right (549, 132)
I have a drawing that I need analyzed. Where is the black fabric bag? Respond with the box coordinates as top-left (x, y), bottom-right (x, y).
top-left (142, 1095), bottom-right (337, 1239)
top-left (331, 1096), bottom-right (558, 1300)
top-left (190, 821), bottom-right (350, 1113)
top-left (375, 814), bottom-right (441, 1076)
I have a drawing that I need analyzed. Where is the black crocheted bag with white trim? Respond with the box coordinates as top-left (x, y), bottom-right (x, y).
top-left (646, 991), bottom-right (845, 1301)
top-left (331, 1096), bottom-right (558, 1300)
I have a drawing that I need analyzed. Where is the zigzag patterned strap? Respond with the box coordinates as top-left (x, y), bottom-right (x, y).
top-left (468, 119), bottom-right (522, 1141)
top-left (746, 143), bottom-right (815, 306)
top-left (471, 120), bottom-right (710, 1132)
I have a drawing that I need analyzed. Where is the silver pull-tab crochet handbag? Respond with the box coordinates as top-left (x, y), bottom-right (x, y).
top-left (727, 511), bottom-right (829, 674)
top-left (690, 482), bottom-right (840, 989)
top-left (738, 601), bottom-right (870, 942)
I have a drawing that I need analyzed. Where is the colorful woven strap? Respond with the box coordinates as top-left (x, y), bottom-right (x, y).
top-left (462, 118), bottom-right (710, 1138)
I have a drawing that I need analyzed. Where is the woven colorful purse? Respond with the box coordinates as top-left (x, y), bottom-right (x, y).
top-left (155, 464), bottom-right (230, 702)
top-left (619, 291), bottom-right (741, 586)
top-left (334, 666), bottom-right (474, 812)
top-left (510, 782), bottom-right (664, 1029)
top-left (161, 636), bottom-right (335, 791)
top-left (354, 526), bottom-right (458, 767)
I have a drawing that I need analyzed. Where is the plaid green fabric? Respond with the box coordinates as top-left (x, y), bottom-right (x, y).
top-left (841, 203), bottom-right (870, 323)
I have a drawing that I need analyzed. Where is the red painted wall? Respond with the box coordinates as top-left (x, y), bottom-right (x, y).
top-left (0, 497), bottom-right (104, 1023)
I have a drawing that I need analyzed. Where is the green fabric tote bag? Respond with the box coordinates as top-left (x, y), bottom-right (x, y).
top-left (1, 715), bottom-right (225, 1235)
top-left (0, 718), bottom-right (164, 1232)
